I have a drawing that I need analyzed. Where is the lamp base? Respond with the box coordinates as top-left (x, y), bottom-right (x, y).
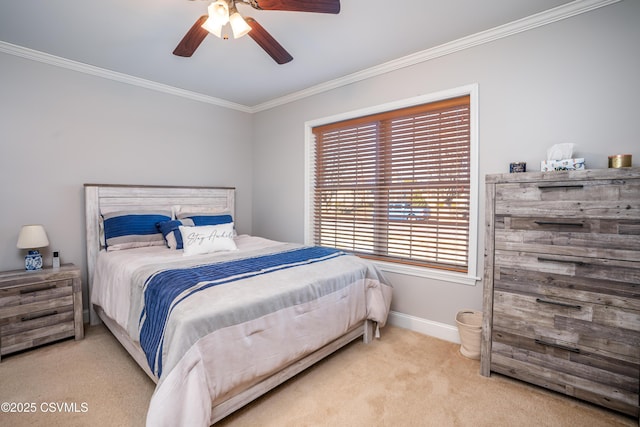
top-left (25, 250), bottom-right (43, 271)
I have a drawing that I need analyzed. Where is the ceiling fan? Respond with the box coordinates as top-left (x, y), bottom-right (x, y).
top-left (173, 0), bottom-right (341, 64)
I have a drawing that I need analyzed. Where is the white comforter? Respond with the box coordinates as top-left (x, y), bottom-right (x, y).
top-left (91, 235), bottom-right (392, 426)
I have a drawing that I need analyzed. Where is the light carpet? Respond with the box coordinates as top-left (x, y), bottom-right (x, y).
top-left (0, 324), bottom-right (635, 426)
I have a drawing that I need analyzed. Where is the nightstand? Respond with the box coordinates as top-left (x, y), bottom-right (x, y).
top-left (0, 264), bottom-right (84, 360)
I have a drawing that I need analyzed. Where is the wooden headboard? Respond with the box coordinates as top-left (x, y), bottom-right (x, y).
top-left (84, 184), bottom-right (235, 324)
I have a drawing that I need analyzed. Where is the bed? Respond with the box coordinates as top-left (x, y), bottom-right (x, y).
top-left (84, 184), bottom-right (392, 426)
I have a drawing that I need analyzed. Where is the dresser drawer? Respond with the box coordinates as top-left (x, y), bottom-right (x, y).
top-left (494, 178), bottom-right (640, 219)
top-left (490, 340), bottom-right (639, 417)
top-left (495, 217), bottom-right (640, 261)
top-left (491, 289), bottom-right (640, 417)
top-left (492, 290), bottom-right (640, 357)
top-left (494, 250), bottom-right (640, 311)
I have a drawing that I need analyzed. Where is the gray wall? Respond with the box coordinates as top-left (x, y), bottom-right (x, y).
top-left (251, 1), bottom-right (640, 331)
top-left (0, 54), bottom-right (254, 310)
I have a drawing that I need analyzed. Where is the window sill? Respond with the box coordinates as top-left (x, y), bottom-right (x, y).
top-left (372, 260), bottom-right (481, 286)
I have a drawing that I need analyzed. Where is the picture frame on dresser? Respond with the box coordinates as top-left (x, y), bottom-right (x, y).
top-left (481, 167), bottom-right (639, 420)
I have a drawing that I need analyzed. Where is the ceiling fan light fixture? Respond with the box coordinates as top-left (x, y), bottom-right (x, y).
top-left (208, 0), bottom-right (229, 26)
top-left (229, 11), bottom-right (251, 38)
top-left (175, 0), bottom-right (340, 61)
top-left (201, 17), bottom-right (223, 38)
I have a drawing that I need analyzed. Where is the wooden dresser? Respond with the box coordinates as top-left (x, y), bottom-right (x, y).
top-left (481, 168), bottom-right (639, 419)
top-left (0, 264), bottom-right (83, 360)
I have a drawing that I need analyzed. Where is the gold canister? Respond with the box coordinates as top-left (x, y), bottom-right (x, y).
top-left (608, 154), bottom-right (632, 168)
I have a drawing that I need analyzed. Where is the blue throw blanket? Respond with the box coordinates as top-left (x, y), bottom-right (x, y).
top-left (139, 246), bottom-right (345, 377)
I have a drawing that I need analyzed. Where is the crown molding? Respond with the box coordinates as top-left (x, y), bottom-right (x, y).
top-left (251, 0), bottom-right (620, 112)
top-left (0, 42), bottom-right (252, 113)
top-left (0, 0), bottom-right (619, 114)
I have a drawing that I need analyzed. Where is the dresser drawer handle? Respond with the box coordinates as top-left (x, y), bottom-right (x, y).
top-left (535, 298), bottom-right (581, 310)
top-left (21, 310), bottom-right (59, 322)
top-left (535, 339), bottom-right (581, 353)
top-left (537, 184), bottom-right (584, 190)
top-left (534, 220), bottom-right (584, 227)
top-left (20, 284), bottom-right (56, 294)
top-left (537, 257), bottom-right (585, 266)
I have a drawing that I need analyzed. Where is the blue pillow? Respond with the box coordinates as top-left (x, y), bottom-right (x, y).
top-left (179, 214), bottom-right (233, 226)
top-left (156, 219), bottom-right (194, 250)
top-left (102, 210), bottom-right (171, 251)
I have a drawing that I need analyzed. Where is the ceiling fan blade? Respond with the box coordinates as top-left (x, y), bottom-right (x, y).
top-left (248, 0), bottom-right (340, 14)
top-left (245, 18), bottom-right (293, 64)
top-left (173, 15), bottom-right (209, 57)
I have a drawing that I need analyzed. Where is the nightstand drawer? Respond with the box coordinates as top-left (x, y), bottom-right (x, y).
top-left (0, 317), bottom-right (75, 356)
top-left (0, 279), bottom-right (74, 320)
top-left (1, 305), bottom-right (75, 335)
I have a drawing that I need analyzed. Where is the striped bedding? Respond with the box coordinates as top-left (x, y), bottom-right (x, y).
top-left (140, 246), bottom-right (347, 377)
top-left (91, 235), bottom-right (392, 426)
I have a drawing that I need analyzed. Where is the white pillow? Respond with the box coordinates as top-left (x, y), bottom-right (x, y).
top-left (179, 223), bottom-right (237, 256)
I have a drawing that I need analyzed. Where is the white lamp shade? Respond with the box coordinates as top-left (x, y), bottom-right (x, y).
top-left (230, 12), bottom-right (251, 38)
top-left (201, 17), bottom-right (223, 38)
top-left (17, 225), bottom-right (50, 249)
top-left (208, 0), bottom-right (229, 26)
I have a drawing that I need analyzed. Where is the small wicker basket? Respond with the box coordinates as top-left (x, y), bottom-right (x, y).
top-left (456, 310), bottom-right (483, 360)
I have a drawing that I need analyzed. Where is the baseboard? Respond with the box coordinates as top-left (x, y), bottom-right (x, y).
top-left (387, 311), bottom-right (461, 344)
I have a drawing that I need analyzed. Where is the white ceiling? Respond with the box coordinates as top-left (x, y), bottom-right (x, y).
top-left (1, 0), bottom-right (581, 109)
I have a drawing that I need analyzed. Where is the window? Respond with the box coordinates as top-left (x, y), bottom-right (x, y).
top-left (305, 85), bottom-right (478, 284)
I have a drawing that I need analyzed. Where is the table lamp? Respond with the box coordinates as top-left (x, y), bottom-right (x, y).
top-left (17, 224), bottom-right (50, 270)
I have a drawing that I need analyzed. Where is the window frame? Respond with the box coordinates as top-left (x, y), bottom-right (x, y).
top-left (304, 84), bottom-right (480, 286)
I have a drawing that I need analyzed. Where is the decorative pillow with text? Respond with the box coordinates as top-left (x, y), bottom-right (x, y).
top-left (179, 223), bottom-right (237, 256)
